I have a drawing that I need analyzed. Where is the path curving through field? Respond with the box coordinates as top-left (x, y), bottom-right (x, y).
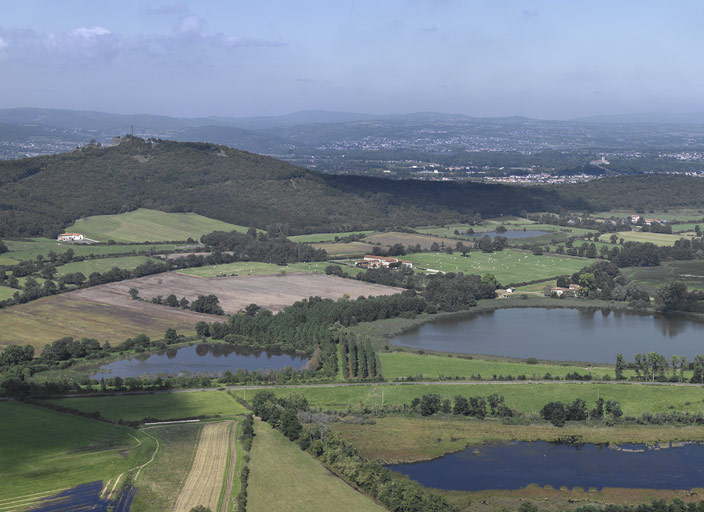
top-left (173, 421), bottom-right (232, 512)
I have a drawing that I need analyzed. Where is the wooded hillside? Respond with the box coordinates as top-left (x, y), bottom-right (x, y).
top-left (1, 136), bottom-right (703, 237)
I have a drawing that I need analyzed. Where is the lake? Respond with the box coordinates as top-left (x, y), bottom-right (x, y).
top-left (392, 307), bottom-right (704, 362)
top-left (386, 441), bottom-right (704, 491)
top-left (91, 343), bottom-right (309, 379)
top-left (468, 230), bottom-right (549, 239)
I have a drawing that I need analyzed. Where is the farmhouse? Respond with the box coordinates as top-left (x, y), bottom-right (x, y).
top-left (630, 215), bottom-right (641, 223)
top-left (57, 233), bottom-right (84, 241)
top-left (552, 284), bottom-right (579, 297)
top-left (357, 255), bottom-right (414, 269)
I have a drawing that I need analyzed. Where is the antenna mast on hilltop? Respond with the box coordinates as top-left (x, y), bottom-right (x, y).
top-left (131, 124), bottom-right (134, 135)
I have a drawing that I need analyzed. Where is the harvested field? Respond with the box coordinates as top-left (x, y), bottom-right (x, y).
top-left (86, 272), bottom-right (403, 314)
top-left (173, 421), bottom-right (232, 512)
top-left (362, 231), bottom-right (473, 250)
top-left (0, 292), bottom-right (214, 350)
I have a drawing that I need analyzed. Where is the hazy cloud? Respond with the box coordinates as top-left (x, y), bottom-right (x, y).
top-left (521, 9), bottom-right (540, 18)
top-left (176, 15), bottom-right (206, 37)
top-left (140, 3), bottom-right (190, 15)
top-left (0, 37), bottom-right (8, 50)
top-left (217, 35), bottom-right (286, 48)
top-left (422, 25), bottom-right (438, 33)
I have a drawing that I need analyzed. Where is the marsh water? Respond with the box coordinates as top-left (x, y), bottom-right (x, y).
top-left (392, 308), bottom-right (704, 362)
top-left (91, 343), bottom-right (309, 379)
top-left (386, 441), bottom-right (704, 491)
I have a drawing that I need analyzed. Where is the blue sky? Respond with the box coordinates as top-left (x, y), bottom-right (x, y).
top-left (1, 1), bottom-right (702, 119)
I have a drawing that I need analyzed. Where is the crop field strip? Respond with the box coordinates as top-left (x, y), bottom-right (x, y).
top-left (173, 421), bottom-right (233, 512)
top-left (220, 421), bottom-right (239, 512)
top-left (44, 390), bottom-right (248, 422)
top-left (361, 231), bottom-right (473, 250)
top-left (288, 230), bottom-right (376, 243)
top-left (310, 241), bottom-right (382, 257)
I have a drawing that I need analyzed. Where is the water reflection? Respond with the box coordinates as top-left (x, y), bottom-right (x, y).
top-left (91, 343), bottom-right (309, 379)
top-left (392, 308), bottom-right (704, 362)
top-left (386, 441), bottom-right (704, 491)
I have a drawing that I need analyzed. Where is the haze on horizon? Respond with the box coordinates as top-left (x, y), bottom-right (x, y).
top-left (1, 0), bottom-right (702, 121)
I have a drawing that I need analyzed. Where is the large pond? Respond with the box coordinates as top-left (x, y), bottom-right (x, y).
top-left (468, 230), bottom-right (549, 239)
top-left (392, 308), bottom-right (704, 363)
top-left (91, 343), bottom-right (309, 379)
top-left (386, 441), bottom-right (704, 491)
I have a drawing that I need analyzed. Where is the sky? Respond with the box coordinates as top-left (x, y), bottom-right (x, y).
top-left (1, 1), bottom-right (703, 119)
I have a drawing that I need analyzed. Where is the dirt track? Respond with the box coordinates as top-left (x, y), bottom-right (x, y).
top-left (76, 272), bottom-right (403, 314)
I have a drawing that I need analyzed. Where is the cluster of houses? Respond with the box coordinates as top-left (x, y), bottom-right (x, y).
top-left (355, 255), bottom-right (414, 269)
top-left (629, 215), bottom-right (667, 226)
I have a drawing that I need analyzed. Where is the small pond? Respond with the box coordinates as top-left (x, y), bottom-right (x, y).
top-left (386, 441), bottom-right (704, 491)
top-left (392, 308), bottom-right (704, 363)
top-left (91, 343), bottom-right (309, 379)
top-left (467, 230), bottom-right (550, 239)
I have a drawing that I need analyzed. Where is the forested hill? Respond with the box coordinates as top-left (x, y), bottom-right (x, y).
top-left (0, 136), bottom-right (701, 237)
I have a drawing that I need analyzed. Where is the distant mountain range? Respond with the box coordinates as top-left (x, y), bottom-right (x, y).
top-left (2, 107), bottom-right (704, 162)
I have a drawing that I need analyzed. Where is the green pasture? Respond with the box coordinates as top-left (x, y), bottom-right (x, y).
top-left (615, 231), bottom-right (696, 246)
top-left (379, 352), bottom-right (618, 380)
top-left (671, 222), bottom-right (704, 233)
top-left (256, 382), bottom-right (704, 417)
top-left (178, 260), bottom-right (364, 278)
top-left (0, 285), bottom-right (16, 301)
top-left (288, 231), bottom-right (375, 243)
top-left (0, 238), bottom-right (199, 265)
top-left (402, 250), bottom-right (587, 285)
top-left (0, 401), bottom-right (154, 503)
top-left (65, 208), bottom-right (250, 243)
top-left (310, 241), bottom-right (381, 257)
top-left (55, 255), bottom-right (158, 276)
top-left (247, 419), bottom-right (384, 512)
top-left (44, 390), bottom-right (247, 422)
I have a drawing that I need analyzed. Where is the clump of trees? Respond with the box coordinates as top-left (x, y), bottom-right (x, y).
top-left (201, 229), bottom-right (327, 264)
top-left (405, 393), bottom-right (515, 418)
top-left (541, 398), bottom-right (622, 427)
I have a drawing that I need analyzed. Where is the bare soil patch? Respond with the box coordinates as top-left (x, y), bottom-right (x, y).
top-left (84, 272), bottom-right (403, 313)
